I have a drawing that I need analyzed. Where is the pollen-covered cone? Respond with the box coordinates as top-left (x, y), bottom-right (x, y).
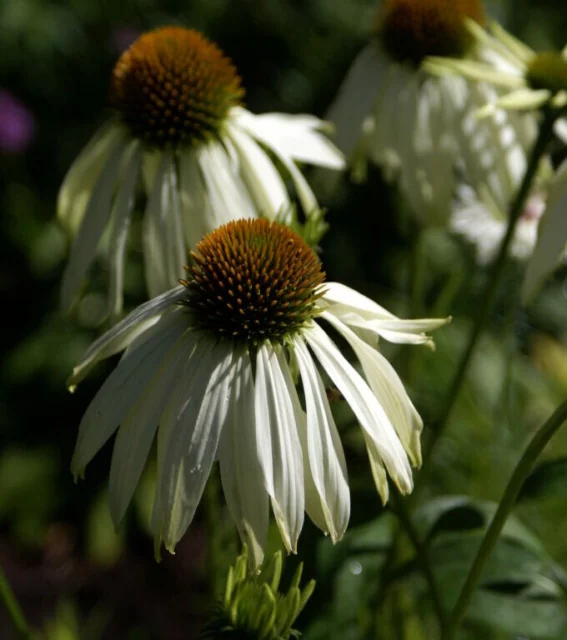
top-left (68, 219), bottom-right (449, 566)
top-left (324, 0), bottom-right (537, 227)
top-left (57, 26), bottom-right (344, 320)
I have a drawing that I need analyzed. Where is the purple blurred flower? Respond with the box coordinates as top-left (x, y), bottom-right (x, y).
top-left (111, 26), bottom-right (141, 54)
top-left (0, 90), bottom-right (36, 154)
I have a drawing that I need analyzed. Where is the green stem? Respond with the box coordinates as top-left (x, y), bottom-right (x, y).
top-left (443, 398), bottom-right (567, 640)
top-left (0, 564), bottom-right (32, 639)
top-left (421, 112), bottom-right (557, 474)
top-left (204, 472), bottom-right (221, 599)
top-left (392, 495), bottom-right (447, 633)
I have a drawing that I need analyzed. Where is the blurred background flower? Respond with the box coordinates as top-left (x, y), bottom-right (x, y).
top-left (0, 90), bottom-right (36, 154)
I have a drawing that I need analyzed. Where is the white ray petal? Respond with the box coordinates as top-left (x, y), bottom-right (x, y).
top-left (219, 347), bottom-right (269, 567)
top-left (303, 323), bottom-right (413, 496)
top-left (108, 329), bottom-right (198, 526)
top-left (71, 310), bottom-right (189, 476)
top-left (234, 108), bottom-right (344, 170)
top-left (152, 339), bottom-right (233, 553)
top-left (178, 148), bottom-right (215, 250)
top-left (197, 140), bottom-right (256, 224)
top-left (254, 344), bottom-right (304, 553)
top-left (142, 151), bottom-right (185, 298)
top-left (108, 140), bottom-right (142, 322)
top-left (58, 122), bottom-right (120, 234)
top-left (69, 287), bottom-right (186, 387)
top-left (225, 123), bottom-right (290, 220)
top-left (321, 311), bottom-right (423, 467)
top-left (294, 337), bottom-right (349, 541)
top-left (522, 159), bottom-right (567, 303)
top-left (61, 132), bottom-right (128, 311)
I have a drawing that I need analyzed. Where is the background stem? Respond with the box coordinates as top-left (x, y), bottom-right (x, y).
top-left (0, 564), bottom-right (32, 639)
top-left (421, 112), bottom-right (557, 476)
top-left (444, 398), bottom-right (567, 639)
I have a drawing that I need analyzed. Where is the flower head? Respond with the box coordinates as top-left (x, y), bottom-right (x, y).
top-left (181, 219), bottom-right (325, 343)
top-left (69, 220), bottom-right (449, 566)
top-left (424, 21), bottom-right (567, 115)
top-left (377, 0), bottom-right (485, 66)
top-left (57, 26), bottom-right (344, 318)
top-left (109, 27), bottom-right (243, 148)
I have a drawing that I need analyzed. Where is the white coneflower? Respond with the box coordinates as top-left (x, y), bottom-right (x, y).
top-left (58, 26), bottom-right (344, 318)
top-left (69, 219), bottom-right (449, 566)
top-left (451, 184), bottom-right (546, 264)
top-left (425, 21), bottom-right (567, 117)
top-left (325, 0), bottom-right (536, 227)
top-left (522, 159), bottom-right (567, 303)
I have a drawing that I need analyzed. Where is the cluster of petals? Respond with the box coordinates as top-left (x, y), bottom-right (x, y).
top-left (58, 108), bottom-right (344, 318)
top-left (69, 281), bottom-right (449, 566)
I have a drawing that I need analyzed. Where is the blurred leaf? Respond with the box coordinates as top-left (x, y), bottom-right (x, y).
top-left (518, 458), bottom-right (567, 502)
top-left (86, 489), bottom-right (124, 565)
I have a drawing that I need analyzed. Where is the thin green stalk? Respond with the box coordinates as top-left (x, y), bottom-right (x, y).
top-left (410, 227), bottom-right (426, 319)
top-left (392, 494), bottom-right (447, 633)
top-left (444, 398), bottom-right (567, 640)
top-left (0, 564), bottom-right (32, 639)
top-left (203, 472), bottom-right (221, 599)
top-left (421, 112), bottom-right (557, 474)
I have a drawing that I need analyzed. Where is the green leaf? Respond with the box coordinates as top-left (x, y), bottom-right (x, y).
top-left (518, 458), bottom-right (567, 502)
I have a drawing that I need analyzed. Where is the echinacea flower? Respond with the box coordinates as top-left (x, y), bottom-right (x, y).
top-left (325, 0), bottom-right (536, 227)
top-left (522, 159), bottom-right (567, 303)
top-left (69, 219), bottom-right (449, 566)
top-left (425, 20), bottom-right (567, 117)
top-left (58, 26), bottom-right (344, 318)
top-left (451, 184), bottom-right (546, 265)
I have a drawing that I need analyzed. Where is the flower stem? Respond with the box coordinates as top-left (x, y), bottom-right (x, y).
top-left (392, 494), bottom-right (447, 633)
top-left (422, 112), bottom-right (557, 473)
top-left (0, 564), bottom-right (32, 639)
top-left (204, 471), bottom-right (221, 599)
top-left (443, 398), bottom-right (567, 640)
top-left (410, 226), bottom-right (426, 318)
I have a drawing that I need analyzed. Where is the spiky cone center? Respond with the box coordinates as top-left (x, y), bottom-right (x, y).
top-left (376, 0), bottom-right (485, 66)
top-left (108, 26), bottom-right (244, 148)
top-left (181, 219), bottom-right (326, 345)
top-left (527, 52), bottom-right (567, 94)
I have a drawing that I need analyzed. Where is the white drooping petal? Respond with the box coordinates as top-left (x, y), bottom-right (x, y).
top-left (69, 286), bottom-right (186, 387)
top-left (108, 329), bottom-right (197, 526)
top-left (523, 159), bottom-right (567, 303)
top-left (70, 310), bottom-right (189, 476)
top-left (142, 150), bottom-right (186, 298)
top-left (219, 348), bottom-right (269, 568)
top-left (254, 344), bottom-right (304, 553)
top-left (58, 123), bottom-right (121, 234)
top-left (293, 337), bottom-right (350, 541)
top-left (61, 131), bottom-right (129, 311)
top-left (197, 140), bottom-right (256, 224)
top-left (233, 107), bottom-right (345, 170)
top-left (178, 148), bottom-right (215, 250)
top-left (225, 122), bottom-right (291, 220)
top-left (151, 338), bottom-right (233, 552)
top-left (320, 282), bottom-right (449, 345)
top-left (324, 43), bottom-right (385, 159)
top-left (486, 87), bottom-right (551, 112)
top-left (303, 322), bottom-right (413, 496)
top-left (108, 140), bottom-right (142, 322)
top-left (321, 311), bottom-right (423, 467)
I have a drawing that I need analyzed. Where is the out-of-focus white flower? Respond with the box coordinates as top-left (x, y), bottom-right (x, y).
top-left (451, 184), bottom-right (546, 264)
top-left (425, 21), bottom-right (567, 116)
top-left (69, 219), bottom-right (449, 566)
top-left (523, 160), bottom-right (567, 303)
top-left (325, 0), bottom-right (535, 227)
top-left (58, 26), bottom-right (344, 318)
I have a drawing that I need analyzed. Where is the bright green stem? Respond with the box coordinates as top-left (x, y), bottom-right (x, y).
top-left (444, 398), bottom-right (567, 640)
top-left (0, 564), bottom-right (32, 639)
top-left (422, 112), bottom-right (557, 472)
